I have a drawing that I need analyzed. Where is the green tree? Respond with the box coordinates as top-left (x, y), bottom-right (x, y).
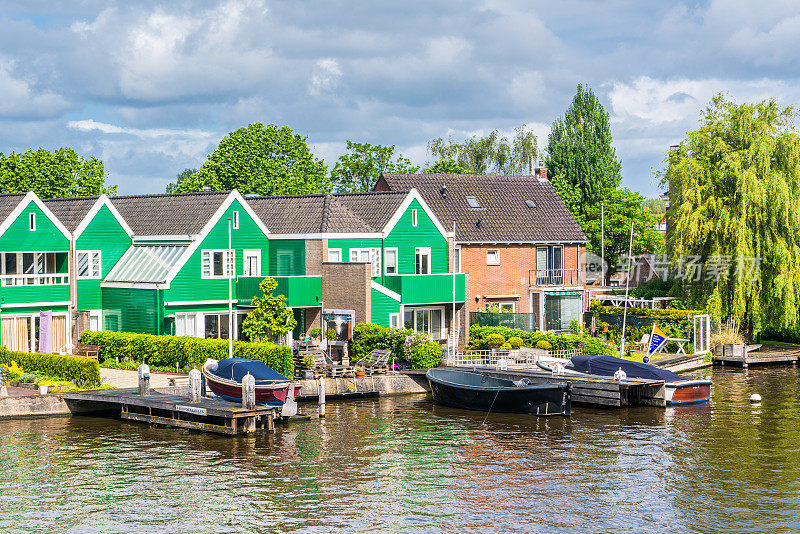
top-left (427, 124), bottom-right (538, 175)
top-left (662, 95), bottom-right (800, 335)
top-left (173, 123), bottom-right (330, 195)
top-left (424, 158), bottom-right (469, 174)
top-left (0, 148), bottom-right (116, 198)
top-left (645, 197), bottom-right (666, 215)
top-left (165, 168), bottom-right (196, 193)
top-left (582, 188), bottom-right (662, 283)
top-left (331, 141), bottom-right (419, 192)
top-left (545, 84), bottom-right (622, 218)
top-left (242, 277), bottom-right (297, 342)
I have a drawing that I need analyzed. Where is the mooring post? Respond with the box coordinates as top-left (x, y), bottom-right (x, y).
top-left (242, 373), bottom-right (256, 410)
top-left (0, 375), bottom-right (7, 398)
top-left (200, 372), bottom-right (207, 397)
top-left (188, 369), bottom-right (201, 403)
top-left (138, 364), bottom-right (150, 396)
top-left (318, 376), bottom-right (326, 418)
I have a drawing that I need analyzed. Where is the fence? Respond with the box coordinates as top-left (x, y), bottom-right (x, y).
top-left (470, 312), bottom-right (537, 331)
top-left (444, 346), bottom-right (577, 368)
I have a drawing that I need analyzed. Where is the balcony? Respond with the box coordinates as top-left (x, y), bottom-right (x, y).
top-left (236, 275), bottom-right (322, 308)
top-left (1, 274), bottom-right (69, 287)
top-left (380, 273), bottom-right (466, 305)
top-left (528, 268), bottom-right (582, 287)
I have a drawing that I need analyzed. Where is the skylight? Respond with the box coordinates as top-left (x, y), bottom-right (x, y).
top-left (525, 200), bottom-right (536, 208)
top-left (465, 196), bottom-right (480, 208)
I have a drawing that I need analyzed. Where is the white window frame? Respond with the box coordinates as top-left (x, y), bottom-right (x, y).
top-left (175, 312), bottom-right (198, 337)
top-left (385, 247), bottom-right (398, 275)
top-left (487, 249), bottom-right (500, 265)
top-left (89, 310), bottom-right (102, 332)
top-left (29, 212), bottom-right (36, 231)
top-left (76, 250), bottom-right (102, 279)
top-left (415, 247), bottom-right (431, 275)
top-left (411, 209), bottom-right (418, 227)
top-left (201, 249), bottom-right (235, 279)
top-left (232, 211), bottom-right (240, 229)
top-left (327, 248), bottom-right (342, 262)
top-left (243, 249), bottom-right (261, 277)
top-left (454, 246), bottom-right (462, 273)
top-left (350, 247), bottom-right (381, 277)
top-left (407, 306), bottom-right (445, 339)
top-left (389, 313), bottom-right (400, 328)
top-left (498, 302), bottom-right (515, 313)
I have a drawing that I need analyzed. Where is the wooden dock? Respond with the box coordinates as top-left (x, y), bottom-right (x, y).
top-left (63, 388), bottom-right (277, 435)
top-left (713, 345), bottom-right (800, 368)
top-left (455, 367), bottom-right (666, 407)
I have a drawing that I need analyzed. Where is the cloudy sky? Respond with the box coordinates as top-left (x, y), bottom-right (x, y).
top-left (0, 1), bottom-right (798, 196)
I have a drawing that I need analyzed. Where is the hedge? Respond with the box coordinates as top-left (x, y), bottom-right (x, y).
top-left (0, 349), bottom-right (101, 385)
top-left (468, 325), bottom-right (612, 356)
top-left (352, 323), bottom-right (413, 363)
top-left (80, 331), bottom-right (294, 378)
top-left (590, 302), bottom-right (702, 321)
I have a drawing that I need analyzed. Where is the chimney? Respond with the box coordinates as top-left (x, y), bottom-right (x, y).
top-left (534, 166), bottom-right (548, 181)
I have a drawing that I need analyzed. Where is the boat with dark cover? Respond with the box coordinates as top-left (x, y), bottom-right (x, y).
top-left (426, 368), bottom-right (571, 416)
top-left (202, 358), bottom-right (299, 406)
top-left (569, 355), bottom-right (711, 405)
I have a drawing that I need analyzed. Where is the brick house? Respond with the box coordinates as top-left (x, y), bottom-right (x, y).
top-left (375, 170), bottom-right (588, 331)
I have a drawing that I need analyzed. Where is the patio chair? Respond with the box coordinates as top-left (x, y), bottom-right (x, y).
top-left (356, 349), bottom-right (392, 375)
top-left (634, 334), bottom-right (650, 352)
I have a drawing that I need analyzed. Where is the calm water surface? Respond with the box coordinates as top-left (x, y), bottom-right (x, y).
top-left (1, 366), bottom-right (799, 533)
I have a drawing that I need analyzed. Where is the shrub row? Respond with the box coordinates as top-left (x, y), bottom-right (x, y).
top-left (590, 301), bottom-right (703, 321)
top-left (80, 331), bottom-right (294, 377)
top-left (468, 325), bottom-right (612, 356)
top-left (0, 348), bottom-right (101, 385)
top-left (352, 323), bottom-right (414, 363)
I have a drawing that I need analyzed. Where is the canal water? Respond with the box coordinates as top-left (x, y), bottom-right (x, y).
top-left (1, 366), bottom-right (799, 533)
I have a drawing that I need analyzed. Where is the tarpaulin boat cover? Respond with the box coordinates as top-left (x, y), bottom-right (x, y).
top-left (570, 355), bottom-right (687, 383)
top-left (209, 358), bottom-right (289, 384)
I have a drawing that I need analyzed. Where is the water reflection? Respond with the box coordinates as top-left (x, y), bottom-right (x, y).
top-left (2, 367), bottom-right (800, 532)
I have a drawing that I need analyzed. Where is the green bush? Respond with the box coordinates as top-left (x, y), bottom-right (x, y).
top-left (351, 322), bottom-right (413, 363)
top-left (309, 327), bottom-right (322, 339)
top-left (500, 342), bottom-right (512, 350)
top-left (80, 331), bottom-right (294, 377)
top-left (485, 333), bottom-right (506, 348)
top-left (593, 304), bottom-right (702, 320)
top-left (412, 341), bottom-right (442, 369)
top-left (507, 336), bottom-right (523, 349)
top-left (536, 340), bottom-right (552, 350)
top-left (0, 348), bottom-right (101, 386)
top-left (468, 325), bottom-right (612, 356)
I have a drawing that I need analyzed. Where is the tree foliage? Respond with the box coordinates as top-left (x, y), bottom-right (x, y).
top-left (172, 123), bottom-right (330, 195)
top-left (582, 188), bottom-right (663, 283)
top-left (424, 158), bottom-right (469, 174)
top-left (331, 141), bottom-right (419, 192)
top-left (662, 95), bottom-right (800, 335)
top-left (427, 125), bottom-right (538, 175)
top-left (242, 278), bottom-right (297, 342)
top-left (545, 84), bottom-right (621, 218)
top-left (165, 168), bottom-right (196, 193)
top-left (0, 148), bottom-right (116, 198)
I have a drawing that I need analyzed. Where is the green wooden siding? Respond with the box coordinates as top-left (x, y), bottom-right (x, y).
top-left (236, 276), bottom-right (322, 308)
top-left (101, 287), bottom-right (164, 335)
top-left (268, 240), bottom-right (305, 276)
top-left (383, 273), bottom-right (466, 305)
top-left (76, 204), bottom-right (132, 311)
top-left (383, 198), bottom-right (447, 275)
top-left (326, 238), bottom-right (382, 267)
top-left (166, 199), bottom-right (269, 302)
top-left (370, 286), bottom-right (400, 327)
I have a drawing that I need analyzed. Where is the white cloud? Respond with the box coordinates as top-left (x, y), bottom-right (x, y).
top-left (67, 119), bottom-right (213, 139)
top-left (0, 57), bottom-right (68, 119)
top-left (308, 58), bottom-right (343, 96)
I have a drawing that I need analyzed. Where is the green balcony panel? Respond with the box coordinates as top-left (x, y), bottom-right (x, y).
top-left (382, 273), bottom-right (466, 305)
top-left (237, 276), bottom-right (322, 308)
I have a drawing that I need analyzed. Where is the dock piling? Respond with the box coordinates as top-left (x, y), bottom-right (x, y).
top-left (242, 373), bottom-right (256, 410)
top-left (188, 369), bottom-right (201, 402)
top-left (318, 377), bottom-right (326, 418)
top-left (138, 364), bottom-right (150, 396)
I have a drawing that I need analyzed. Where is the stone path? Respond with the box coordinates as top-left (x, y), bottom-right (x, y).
top-left (100, 368), bottom-right (183, 389)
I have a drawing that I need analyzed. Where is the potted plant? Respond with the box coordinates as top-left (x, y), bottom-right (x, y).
top-left (326, 328), bottom-right (337, 341)
top-left (302, 353), bottom-right (316, 379)
top-left (354, 366), bottom-right (365, 377)
top-left (309, 327), bottom-right (322, 341)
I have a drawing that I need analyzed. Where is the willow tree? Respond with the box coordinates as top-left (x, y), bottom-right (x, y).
top-left (663, 95), bottom-right (800, 335)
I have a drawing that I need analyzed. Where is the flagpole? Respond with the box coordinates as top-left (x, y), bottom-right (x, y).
top-left (620, 221), bottom-right (634, 359)
top-left (228, 217), bottom-right (233, 360)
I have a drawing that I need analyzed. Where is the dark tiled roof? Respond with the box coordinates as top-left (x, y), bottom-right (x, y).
top-left (247, 191), bottom-right (408, 234)
top-left (378, 174), bottom-right (587, 243)
top-left (43, 196), bottom-right (99, 232)
top-left (0, 193), bottom-right (25, 225)
top-left (111, 191), bottom-right (229, 236)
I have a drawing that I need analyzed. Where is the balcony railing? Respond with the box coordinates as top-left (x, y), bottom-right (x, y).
top-left (1, 274), bottom-right (70, 287)
top-left (528, 268), bottom-right (581, 287)
top-left (380, 273), bottom-right (466, 304)
top-left (237, 275), bottom-right (322, 308)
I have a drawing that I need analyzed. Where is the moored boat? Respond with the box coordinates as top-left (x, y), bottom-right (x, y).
top-left (568, 355), bottom-right (711, 405)
top-left (426, 368), bottom-right (571, 416)
top-left (202, 358), bottom-right (299, 407)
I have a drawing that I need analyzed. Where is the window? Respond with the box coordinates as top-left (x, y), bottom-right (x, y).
top-left (406, 307), bottom-right (444, 339)
top-left (176, 312), bottom-right (197, 337)
top-left (232, 211), bottom-right (239, 229)
top-left (454, 246), bottom-right (462, 273)
top-left (536, 245), bottom-right (563, 284)
top-left (29, 212), bottom-right (35, 231)
top-left (89, 311), bottom-right (101, 332)
top-left (415, 247), bottom-right (431, 274)
top-left (465, 196), bottom-right (480, 208)
top-left (385, 248), bottom-right (398, 275)
top-left (201, 249), bottom-right (235, 278)
top-left (350, 248), bottom-right (381, 277)
top-left (77, 251), bottom-right (102, 279)
top-left (487, 249), bottom-right (500, 265)
top-left (243, 249), bottom-right (261, 277)
top-left (412, 209), bottom-right (418, 227)
top-left (2, 253), bottom-right (17, 275)
top-left (498, 302), bottom-right (515, 313)
top-left (389, 313), bottom-right (400, 328)
top-left (327, 248), bottom-right (342, 262)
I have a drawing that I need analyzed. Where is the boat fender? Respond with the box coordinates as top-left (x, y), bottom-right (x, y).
top-left (552, 363), bottom-right (565, 376)
top-left (512, 378), bottom-right (532, 387)
top-left (613, 368), bottom-right (627, 381)
top-left (496, 358), bottom-right (508, 371)
top-left (750, 393), bottom-right (762, 403)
